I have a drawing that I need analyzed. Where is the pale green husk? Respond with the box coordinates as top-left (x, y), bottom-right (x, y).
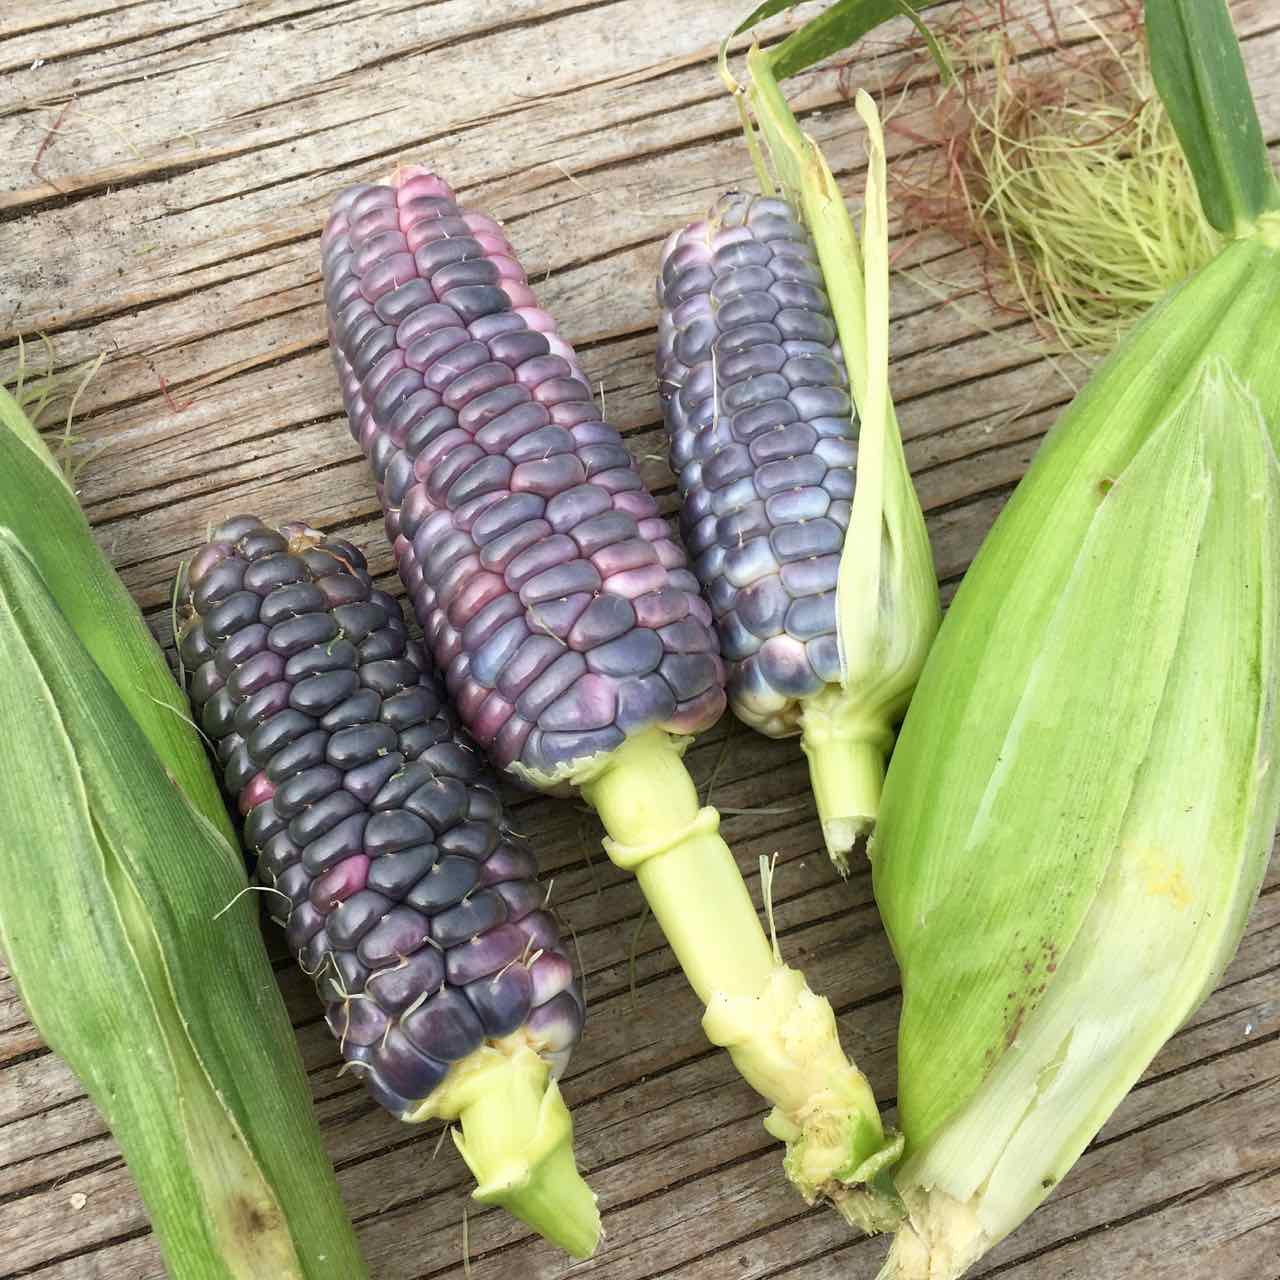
top-left (874, 360), bottom-right (1280, 1277)
top-left (0, 532), bottom-right (367, 1278)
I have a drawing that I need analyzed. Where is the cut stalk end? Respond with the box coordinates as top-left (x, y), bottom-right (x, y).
top-left (800, 689), bottom-right (889, 874)
top-left (421, 1045), bottom-right (600, 1259)
top-left (876, 1190), bottom-right (985, 1280)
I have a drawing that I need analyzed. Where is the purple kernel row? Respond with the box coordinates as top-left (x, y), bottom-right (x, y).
top-left (657, 191), bottom-right (860, 736)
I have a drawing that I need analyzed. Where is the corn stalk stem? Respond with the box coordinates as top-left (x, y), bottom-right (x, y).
top-left (580, 728), bottom-right (902, 1228)
top-left (800, 686), bottom-right (889, 874)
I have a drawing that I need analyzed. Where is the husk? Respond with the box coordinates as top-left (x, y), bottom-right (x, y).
top-left (735, 47), bottom-right (940, 868)
top-left (876, 357), bottom-right (1280, 1278)
top-left (0, 341), bottom-right (234, 843)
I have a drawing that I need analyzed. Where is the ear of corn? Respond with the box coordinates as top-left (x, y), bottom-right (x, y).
top-left (0, 363), bottom-right (234, 844)
top-left (0, 529), bottom-right (367, 1279)
top-left (876, 356), bottom-right (1280, 1278)
top-left (656, 51), bottom-right (938, 872)
top-left (748, 70), bottom-right (940, 866)
top-left (872, 4), bottom-right (1280, 1273)
top-left (177, 517), bottom-right (599, 1258)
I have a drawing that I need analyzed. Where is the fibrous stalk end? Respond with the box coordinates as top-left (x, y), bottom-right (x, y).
top-left (876, 1188), bottom-right (987, 1280)
top-left (705, 966), bottom-right (902, 1231)
top-left (585, 729), bottom-right (901, 1228)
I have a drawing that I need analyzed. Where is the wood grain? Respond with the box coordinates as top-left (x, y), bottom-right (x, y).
top-left (1, 0), bottom-right (1277, 1276)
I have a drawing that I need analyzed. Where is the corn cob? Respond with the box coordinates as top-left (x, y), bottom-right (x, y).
top-left (177, 516), bottom-right (598, 1258)
top-left (0, 526), bottom-right (368, 1280)
top-left (657, 192), bottom-right (853, 736)
top-left (323, 177), bottom-right (725, 773)
top-left (321, 171), bottom-right (902, 1228)
top-left (655, 55), bottom-right (938, 875)
top-left (871, 3), bottom-right (1280, 1273)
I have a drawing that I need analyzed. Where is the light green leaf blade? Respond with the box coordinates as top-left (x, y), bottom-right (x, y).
top-left (876, 237), bottom-right (1280, 960)
top-left (745, 53), bottom-right (939, 856)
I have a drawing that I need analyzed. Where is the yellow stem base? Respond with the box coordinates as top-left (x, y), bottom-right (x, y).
top-left (800, 687), bottom-right (892, 876)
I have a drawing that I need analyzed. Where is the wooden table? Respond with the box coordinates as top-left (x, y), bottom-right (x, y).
top-left (1, 1), bottom-right (1276, 1276)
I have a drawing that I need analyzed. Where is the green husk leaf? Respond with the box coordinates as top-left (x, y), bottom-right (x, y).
top-left (732, 0), bottom-right (948, 81)
top-left (1145, 0), bottom-right (1280, 235)
top-left (0, 530), bottom-right (367, 1279)
top-left (836, 92), bottom-right (939, 719)
top-left (876, 357), bottom-right (1214, 1152)
top-left (873, 233), bottom-right (1280, 1150)
top-left (0, 363), bottom-right (233, 844)
top-left (877, 361), bottom-right (1280, 1278)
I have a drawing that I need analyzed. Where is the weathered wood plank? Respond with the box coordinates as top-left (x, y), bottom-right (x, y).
top-left (2, 0), bottom-right (1279, 1276)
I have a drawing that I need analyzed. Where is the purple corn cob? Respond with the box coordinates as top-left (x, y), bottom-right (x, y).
top-left (176, 517), bottom-right (583, 1115)
top-left (320, 168), bottom-right (725, 782)
top-left (655, 191), bottom-right (858, 737)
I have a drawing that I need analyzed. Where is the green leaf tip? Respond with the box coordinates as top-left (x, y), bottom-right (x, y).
top-left (1146, 0), bottom-right (1280, 236)
top-left (732, 0), bottom-right (949, 82)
